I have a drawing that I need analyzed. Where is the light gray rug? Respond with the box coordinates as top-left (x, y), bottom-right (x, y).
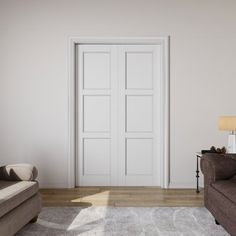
top-left (16, 207), bottom-right (229, 236)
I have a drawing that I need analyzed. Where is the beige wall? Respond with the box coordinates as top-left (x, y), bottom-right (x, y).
top-left (0, 0), bottom-right (235, 187)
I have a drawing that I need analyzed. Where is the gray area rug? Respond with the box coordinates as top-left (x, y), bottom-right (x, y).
top-left (17, 207), bottom-right (229, 236)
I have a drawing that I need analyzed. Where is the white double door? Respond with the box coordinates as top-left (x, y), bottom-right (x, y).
top-left (77, 44), bottom-right (161, 186)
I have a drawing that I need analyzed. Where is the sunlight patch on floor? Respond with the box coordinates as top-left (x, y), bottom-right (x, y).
top-left (71, 190), bottom-right (112, 204)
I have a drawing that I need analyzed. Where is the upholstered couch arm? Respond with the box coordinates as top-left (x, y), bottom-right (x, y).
top-left (201, 153), bottom-right (236, 183)
top-left (0, 164), bottom-right (38, 181)
top-left (200, 153), bottom-right (236, 207)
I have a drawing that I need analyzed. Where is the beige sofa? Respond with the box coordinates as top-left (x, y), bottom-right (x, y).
top-left (0, 164), bottom-right (41, 236)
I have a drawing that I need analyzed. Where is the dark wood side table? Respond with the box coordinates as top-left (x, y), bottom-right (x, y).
top-left (195, 152), bottom-right (203, 193)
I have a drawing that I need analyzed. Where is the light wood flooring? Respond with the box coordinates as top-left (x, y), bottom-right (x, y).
top-left (40, 187), bottom-right (204, 207)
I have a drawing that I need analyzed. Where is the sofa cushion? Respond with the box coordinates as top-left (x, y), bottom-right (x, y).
top-left (211, 178), bottom-right (236, 205)
top-left (208, 184), bottom-right (236, 235)
top-left (0, 180), bottom-right (38, 218)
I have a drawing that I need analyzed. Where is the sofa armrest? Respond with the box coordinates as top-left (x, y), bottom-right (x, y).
top-left (201, 153), bottom-right (236, 182)
top-left (0, 164), bottom-right (38, 181)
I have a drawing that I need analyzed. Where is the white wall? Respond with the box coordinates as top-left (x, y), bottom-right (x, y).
top-left (0, 0), bottom-right (235, 188)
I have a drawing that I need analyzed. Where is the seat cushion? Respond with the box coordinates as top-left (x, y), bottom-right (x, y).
top-left (211, 178), bottom-right (236, 205)
top-left (0, 180), bottom-right (38, 218)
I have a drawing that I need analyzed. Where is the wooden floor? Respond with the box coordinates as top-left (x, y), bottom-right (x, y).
top-left (40, 187), bottom-right (204, 207)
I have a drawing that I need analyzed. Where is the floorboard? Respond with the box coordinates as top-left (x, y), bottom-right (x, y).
top-left (40, 187), bottom-right (204, 207)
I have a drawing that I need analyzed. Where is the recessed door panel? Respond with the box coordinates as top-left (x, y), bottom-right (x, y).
top-left (83, 52), bottom-right (110, 89)
top-left (126, 138), bottom-right (153, 175)
top-left (83, 138), bottom-right (110, 175)
top-left (126, 95), bottom-right (153, 132)
top-left (83, 95), bottom-right (110, 132)
top-left (126, 52), bottom-right (153, 89)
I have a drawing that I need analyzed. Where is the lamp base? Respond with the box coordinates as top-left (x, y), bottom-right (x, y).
top-left (228, 134), bottom-right (236, 153)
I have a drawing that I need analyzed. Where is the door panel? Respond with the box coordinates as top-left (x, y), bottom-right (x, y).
top-left (77, 45), bottom-right (117, 186)
top-left (83, 52), bottom-right (111, 89)
top-left (83, 138), bottom-right (111, 175)
top-left (126, 138), bottom-right (153, 175)
top-left (83, 95), bottom-right (110, 132)
top-left (126, 95), bottom-right (153, 132)
top-left (126, 52), bottom-right (153, 89)
top-left (118, 45), bottom-right (161, 186)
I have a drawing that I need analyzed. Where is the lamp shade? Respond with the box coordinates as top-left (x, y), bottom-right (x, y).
top-left (219, 116), bottom-right (236, 131)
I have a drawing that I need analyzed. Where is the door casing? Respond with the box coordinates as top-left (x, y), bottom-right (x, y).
top-left (68, 37), bottom-right (170, 188)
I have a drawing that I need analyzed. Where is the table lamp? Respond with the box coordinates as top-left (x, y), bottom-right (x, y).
top-left (219, 116), bottom-right (236, 153)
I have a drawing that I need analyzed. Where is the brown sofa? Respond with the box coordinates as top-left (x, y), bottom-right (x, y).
top-left (201, 153), bottom-right (236, 236)
top-left (0, 164), bottom-right (41, 236)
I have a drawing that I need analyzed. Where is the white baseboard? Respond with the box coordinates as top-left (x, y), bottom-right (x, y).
top-left (168, 182), bottom-right (196, 189)
top-left (38, 182), bottom-right (204, 189)
top-left (39, 183), bottom-right (69, 189)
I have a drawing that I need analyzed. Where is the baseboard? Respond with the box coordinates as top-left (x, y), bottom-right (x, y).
top-left (168, 182), bottom-right (196, 189)
top-left (39, 182), bottom-right (69, 189)
top-left (39, 182), bottom-right (203, 189)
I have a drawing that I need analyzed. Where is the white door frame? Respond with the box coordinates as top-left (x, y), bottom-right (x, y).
top-left (68, 37), bottom-right (170, 188)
